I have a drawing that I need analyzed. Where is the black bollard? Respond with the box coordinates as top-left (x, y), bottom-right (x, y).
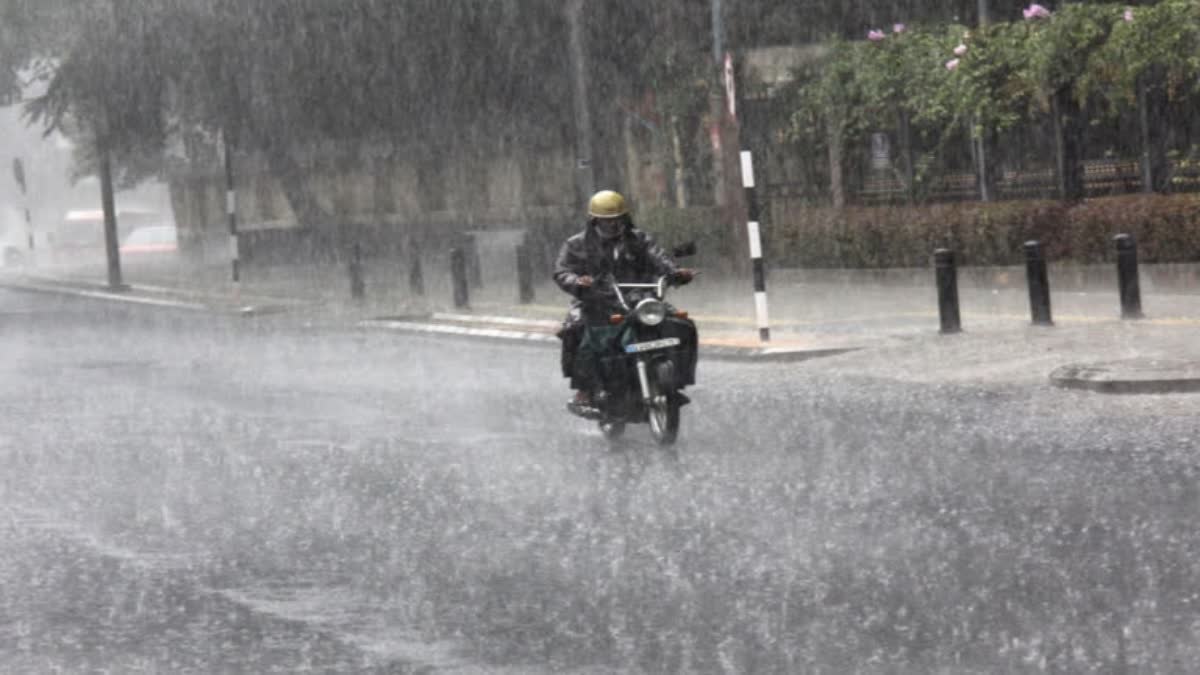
top-left (1024, 240), bottom-right (1053, 326)
top-left (408, 241), bottom-right (425, 296)
top-left (349, 242), bottom-right (366, 300)
top-left (516, 242), bottom-right (535, 304)
top-left (450, 246), bottom-right (470, 309)
top-left (1114, 234), bottom-right (1143, 319)
top-left (934, 248), bottom-right (962, 334)
top-left (466, 235), bottom-right (483, 290)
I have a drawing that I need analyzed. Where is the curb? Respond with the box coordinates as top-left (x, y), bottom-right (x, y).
top-left (0, 277), bottom-right (287, 317)
top-left (701, 345), bottom-right (862, 363)
top-left (358, 318), bottom-right (560, 345)
top-left (358, 317), bottom-right (862, 363)
top-left (1049, 360), bottom-right (1200, 394)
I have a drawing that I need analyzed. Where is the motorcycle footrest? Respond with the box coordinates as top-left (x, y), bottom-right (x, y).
top-left (566, 401), bottom-right (605, 421)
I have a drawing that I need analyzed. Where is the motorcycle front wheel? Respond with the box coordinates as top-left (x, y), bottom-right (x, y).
top-left (647, 394), bottom-right (680, 446)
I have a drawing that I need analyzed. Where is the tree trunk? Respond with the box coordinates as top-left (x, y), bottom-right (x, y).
top-left (1138, 71), bottom-right (1171, 193)
top-left (622, 115), bottom-right (640, 204)
top-left (371, 140), bottom-right (397, 219)
top-left (897, 108), bottom-right (915, 203)
top-left (973, 119), bottom-right (998, 202)
top-left (265, 144), bottom-right (330, 230)
top-left (98, 140), bottom-right (124, 290)
top-left (827, 117), bottom-right (846, 208)
top-left (1052, 90), bottom-right (1086, 201)
top-left (671, 116), bottom-right (689, 208)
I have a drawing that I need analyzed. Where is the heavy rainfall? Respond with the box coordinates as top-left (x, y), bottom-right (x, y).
top-left (1, 0), bottom-right (1200, 672)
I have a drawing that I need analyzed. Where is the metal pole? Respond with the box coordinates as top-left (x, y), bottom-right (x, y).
top-left (467, 234), bottom-right (482, 290)
top-left (711, 0), bottom-right (723, 63)
top-left (1024, 240), bottom-right (1053, 326)
top-left (934, 249), bottom-right (961, 334)
top-left (450, 247), bottom-right (469, 309)
top-left (516, 242), bottom-right (535, 304)
top-left (1114, 234), bottom-right (1143, 319)
top-left (408, 239), bottom-right (425, 296)
top-left (566, 0), bottom-right (594, 204)
top-left (709, 0), bottom-right (728, 210)
top-left (224, 134), bottom-right (240, 292)
top-left (349, 241), bottom-right (365, 300)
top-left (23, 207), bottom-right (33, 259)
top-left (741, 151), bottom-right (769, 343)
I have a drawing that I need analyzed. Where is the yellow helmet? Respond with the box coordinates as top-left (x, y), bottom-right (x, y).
top-left (588, 190), bottom-right (628, 219)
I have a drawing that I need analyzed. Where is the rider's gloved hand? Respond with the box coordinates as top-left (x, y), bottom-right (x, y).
top-left (576, 275), bottom-right (594, 289)
top-left (673, 269), bottom-right (697, 285)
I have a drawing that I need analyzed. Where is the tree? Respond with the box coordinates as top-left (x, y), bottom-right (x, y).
top-left (21, 0), bottom-right (172, 288)
top-left (1091, 0), bottom-right (1200, 192)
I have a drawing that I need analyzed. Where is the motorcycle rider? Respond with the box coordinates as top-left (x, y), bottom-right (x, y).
top-left (554, 190), bottom-right (695, 409)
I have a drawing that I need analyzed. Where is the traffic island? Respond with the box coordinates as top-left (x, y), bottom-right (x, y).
top-left (1050, 359), bottom-right (1200, 394)
top-left (359, 313), bottom-right (864, 363)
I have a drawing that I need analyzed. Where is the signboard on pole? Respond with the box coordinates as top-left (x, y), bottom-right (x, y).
top-left (723, 52), bottom-right (737, 121)
top-left (12, 158), bottom-right (26, 194)
top-left (870, 133), bottom-right (891, 170)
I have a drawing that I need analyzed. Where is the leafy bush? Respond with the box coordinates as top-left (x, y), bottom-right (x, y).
top-left (638, 195), bottom-right (1200, 269)
top-left (760, 194), bottom-right (1200, 268)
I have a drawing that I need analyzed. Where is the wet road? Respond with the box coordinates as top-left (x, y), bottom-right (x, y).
top-left (3, 288), bottom-right (1200, 673)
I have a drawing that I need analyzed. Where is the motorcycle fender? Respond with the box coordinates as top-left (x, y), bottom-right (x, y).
top-left (652, 357), bottom-right (677, 393)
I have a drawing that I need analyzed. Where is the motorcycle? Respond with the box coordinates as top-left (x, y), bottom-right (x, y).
top-left (568, 272), bottom-right (698, 446)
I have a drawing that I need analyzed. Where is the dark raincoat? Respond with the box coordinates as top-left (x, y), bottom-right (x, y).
top-left (553, 219), bottom-right (680, 388)
top-left (553, 220), bottom-right (679, 325)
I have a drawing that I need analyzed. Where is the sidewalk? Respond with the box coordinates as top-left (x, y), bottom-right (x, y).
top-left (1, 261), bottom-right (879, 361)
top-left (6, 260), bottom-right (1200, 382)
top-left (0, 268), bottom-right (310, 316)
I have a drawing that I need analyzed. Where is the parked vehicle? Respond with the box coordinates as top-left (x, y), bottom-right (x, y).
top-left (49, 208), bottom-right (162, 264)
top-left (120, 224), bottom-right (178, 257)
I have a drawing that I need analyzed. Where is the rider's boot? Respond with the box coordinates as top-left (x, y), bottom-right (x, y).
top-left (566, 389), bottom-right (603, 419)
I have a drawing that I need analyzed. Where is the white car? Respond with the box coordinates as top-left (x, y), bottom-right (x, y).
top-left (120, 224), bottom-right (178, 256)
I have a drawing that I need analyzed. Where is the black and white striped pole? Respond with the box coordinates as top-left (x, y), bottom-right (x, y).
top-left (740, 150), bottom-right (770, 343)
top-left (223, 134), bottom-right (240, 294)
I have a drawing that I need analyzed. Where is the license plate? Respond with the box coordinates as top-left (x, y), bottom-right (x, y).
top-left (625, 337), bottom-right (681, 354)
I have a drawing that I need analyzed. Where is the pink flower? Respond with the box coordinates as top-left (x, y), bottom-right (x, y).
top-left (1023, 4), bottom-right (1051, 20)
top-left (945, 58), bottom-right (960, 71)
top-left (867, 29), bottom-right (886, 41)
top-left (1123, 8), bottom-right (1134, 22)
top-left (954, 43), bottom-right (968, 56)
top-left (893, 23), bottom-right (907, 34)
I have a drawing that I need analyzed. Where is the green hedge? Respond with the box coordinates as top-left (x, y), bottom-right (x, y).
top-left (641, 195), bottom-right (1200, 268)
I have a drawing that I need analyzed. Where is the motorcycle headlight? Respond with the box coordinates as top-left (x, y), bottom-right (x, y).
top-left (634, 298), bottom-right (666, 326)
